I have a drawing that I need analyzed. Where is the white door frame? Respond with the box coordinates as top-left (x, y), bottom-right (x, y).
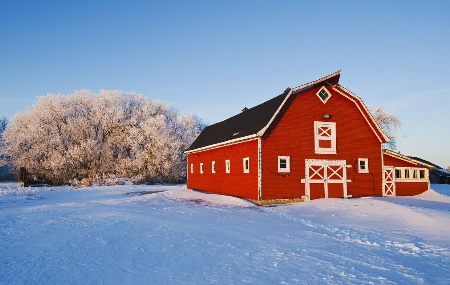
top-left (304, 159), bottom-right (348, 200)
top-left (383, 166), bottom-right (396, 196)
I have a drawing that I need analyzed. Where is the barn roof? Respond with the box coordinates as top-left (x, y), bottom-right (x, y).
top-left (187, 89), bottom-right (290, 151)
top-left (383, 149), bottom-right (436, 169)
top-left (186, 71), bottom-right (390, 153)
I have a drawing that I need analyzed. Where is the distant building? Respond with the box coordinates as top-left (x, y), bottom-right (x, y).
top-left (407, 156), bottom-right (450, 185)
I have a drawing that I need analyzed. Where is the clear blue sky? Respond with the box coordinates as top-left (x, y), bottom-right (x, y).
top-left (1, 0), bottom-right (449, 167)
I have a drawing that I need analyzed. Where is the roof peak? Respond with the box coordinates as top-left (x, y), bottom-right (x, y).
top-left (291, 71), bottom-right (341, 93)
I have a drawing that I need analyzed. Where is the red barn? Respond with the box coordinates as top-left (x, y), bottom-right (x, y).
top-left (186, 71), bottom-right (433, 204)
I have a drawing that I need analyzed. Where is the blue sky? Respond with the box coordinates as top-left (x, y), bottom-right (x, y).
top-left (0, 0), bottom-right (449, 167)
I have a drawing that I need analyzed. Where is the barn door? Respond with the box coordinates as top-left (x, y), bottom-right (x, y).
top-left (305, 160), bottom-right (347, 200)
top-left (383, 167), bottom-right (396, 196)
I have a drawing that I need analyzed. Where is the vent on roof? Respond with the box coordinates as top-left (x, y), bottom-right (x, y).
top-left (242, 107), bottom-right (248, 112)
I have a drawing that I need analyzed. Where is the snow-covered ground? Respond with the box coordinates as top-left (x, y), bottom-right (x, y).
top-left (1, 183), bottom-right (450, 285)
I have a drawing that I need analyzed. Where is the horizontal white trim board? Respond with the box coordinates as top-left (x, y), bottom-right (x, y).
top-left (185, 135), bottom-right (258, 154)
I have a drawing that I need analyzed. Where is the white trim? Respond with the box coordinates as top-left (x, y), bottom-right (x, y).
top-left (314, 121), bottom-right (336, 154)
top-left (258, 71), bottom-right (342, 137)
top-left (185, 135), bottom-right (258, 154)
top-left (258, 138), bottom-right (262, 200)
top-left (331, 86), bottom-right (384, 143)
top-left (278, 156), bottom-right (290, 172)
top-left (336, 85), bottom-right (391, 142)
top-left (291, 71), bottom-right (341, 93)
top-left (383, 149), bottom-right (435, 169)
top-left (394, 167), bottom-right (429, 182)
top-left (257, 89), bottom-right (293, 137)
top-left (316, 86), bottom-right (332, 104)
top-left (200, 163), bottom-right (204, 174)
top-left (243, 157), bottom-right (250, 173)
top-left (304, 159), bottom-right (348, 200)
top-left (383, 166), bottom-right (396, 196)
top-left (190, 163), bottom-right (193, 174)
top-left (358, 158), bottom-right (369, 173)
top-left (211, 161), bottom-right (216, 173)
top-left (381, 144), bottom-right (385, 194)
top-left (225, 160), bottom-right (231, 174)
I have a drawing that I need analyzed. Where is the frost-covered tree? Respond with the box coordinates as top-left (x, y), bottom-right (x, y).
top-left (0, 117), bottom-right (9, 167)
top-left (369, 105), bottom-right (402, 150)
top-left (3, 91), bottom-right (205, 184)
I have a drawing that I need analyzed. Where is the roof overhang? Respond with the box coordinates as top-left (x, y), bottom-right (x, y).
top-left (383, 149), bottom-right (436, 169)
top-left (184, 134), bottom-right (259, 154)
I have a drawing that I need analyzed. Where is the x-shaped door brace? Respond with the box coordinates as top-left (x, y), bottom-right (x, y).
top-left (309, 166), bottom-right (324, 180)
top-left (327, 165), bottom-right (343, 180)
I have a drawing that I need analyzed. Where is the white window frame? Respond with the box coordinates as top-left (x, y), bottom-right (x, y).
top-left (243, 157), bottom-right (250, 173)
top-left (190, 164), bottom-right (193, 174)
top-left (278, 156), bottom-right (290, 173)
top-left (212, 161), bottom-right (216, 173)
top-left (316, 86), bottom-right (332, 104)
top-left (225, 160), bottom-right (230, 173)
top-left (200, 163), bottom-right (203, 174)
top-left (395, 168), bottom-right (402, 179)
top-left (314, 121), bottom-right (336, 154)
top-left (358, 158), bottom-right (369, 173)
top-left (395, 167), bottom-right (429, 182)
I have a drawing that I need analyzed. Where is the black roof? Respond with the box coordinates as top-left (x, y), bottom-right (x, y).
top-left (408, 156), bottom-right (442, 169)
top-left (187, 89), bottom-right (290, 151)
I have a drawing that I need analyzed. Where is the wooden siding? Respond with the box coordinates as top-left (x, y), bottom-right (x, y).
top-left (187, 139), bottom-right (259, 200)
top-left (383, 154), bottom-right (417, 167)
top-left (383, 153), bottom-right (428, 196)
top-left (261, 85), bottom-right (383, 200)
top-left (395, 182), bottom-right (429, 196)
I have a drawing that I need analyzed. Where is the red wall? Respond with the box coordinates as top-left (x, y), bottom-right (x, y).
top-left (395, 182), bottom-right (429, 196)
top-left (383, 154), bottom-right (429, 196)
top-left (187, 140), bottom-right (259, 200)
top-left (261, 85), bottom-right (384, 200)
top-left (383, 154), bottom-right (416, 167)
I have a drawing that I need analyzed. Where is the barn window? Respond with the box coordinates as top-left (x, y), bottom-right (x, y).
top-left (419, 169), bottom-right (426, 179)
top-left (278, 156), bottom-right (290, 172)
top-left (404, 169), bottom-right (410, 179)
top-left (243, 157), bottom-right (250, 173)
top-left (190, 164), bottom-right (193, 174)
top-left (314, 121), bottom-right (336, 154)
top-left (212, 161), bottom-right (216, 173)
top-left (316, 86), bottom-right (332, 104)
top-left (395, 167), bottom-right (428, 181)
top-left (358, 158), bottom-right (369, 173)
top-left (225, 160), bottom-right (231, 173)
top-left (200, 163), bottom-right (204, 174)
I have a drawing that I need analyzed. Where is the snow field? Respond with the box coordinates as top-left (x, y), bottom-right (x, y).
top-left (1, 183), bottom-right (450, 284)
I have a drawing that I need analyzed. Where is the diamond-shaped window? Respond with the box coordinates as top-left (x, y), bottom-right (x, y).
top-left (316, 87), bottom-right (331, 104)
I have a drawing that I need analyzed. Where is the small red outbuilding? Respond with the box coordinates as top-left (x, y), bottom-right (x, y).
top-left (186, 71), bottom-right (434, 203)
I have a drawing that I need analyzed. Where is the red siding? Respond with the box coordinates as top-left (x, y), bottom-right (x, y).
top-left (396, 182), bottom-right (429, 196)
top-left (338, 87), bottom-right (387, 143)
top-left (383, 154), bottom-right (417, 167)
top-left (187, 140), bottom-right (259, 200)
top-left (261, 85), bottom-right (383, 200)
top-left (383, 154), bottom-right (429, 196)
